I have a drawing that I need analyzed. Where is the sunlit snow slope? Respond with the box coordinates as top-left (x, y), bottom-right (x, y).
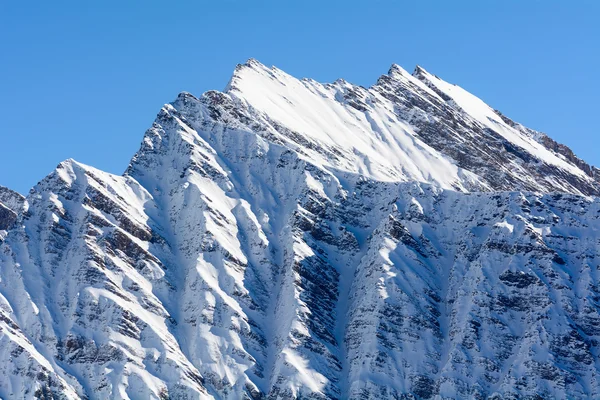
top-left (1, 59), bottom-right (600, 399)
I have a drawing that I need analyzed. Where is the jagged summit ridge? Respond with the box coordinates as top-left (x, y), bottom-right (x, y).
top-left (221, 58), bottom-right (486, 191)
top-left (1, 60), bottom-right (600, 399)
top-left (219, 58), bottom-right (598, 195)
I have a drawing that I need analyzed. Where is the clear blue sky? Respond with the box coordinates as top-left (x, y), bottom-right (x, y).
top-left (1, 1), bottom-right (598, 194)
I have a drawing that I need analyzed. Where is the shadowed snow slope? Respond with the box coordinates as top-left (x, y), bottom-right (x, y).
top-left (1, 59), bottom-right (600, 399)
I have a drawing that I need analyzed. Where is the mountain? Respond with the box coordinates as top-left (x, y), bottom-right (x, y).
top-left (1, 59), bottom-right (600, 399)
top-left (0, 185), bottom-right (24, 239)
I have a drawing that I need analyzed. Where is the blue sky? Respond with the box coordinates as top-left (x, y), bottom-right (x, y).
top-left (1, 1), bottom-right (598, 194)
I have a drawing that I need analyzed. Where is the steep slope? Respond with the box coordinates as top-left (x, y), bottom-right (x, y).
top-left (0, 161), bottom-right (207, 399)
top-left (225, 60), bottom-right (599, 196)
top-left (1, 59), bottom-right (599, 399)
top-left (345, 186), bottom-right (600, 399)
top-left (0, 185), bottom-right (24, 237)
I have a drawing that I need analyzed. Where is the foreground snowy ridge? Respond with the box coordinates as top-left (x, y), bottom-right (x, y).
top-left (1, 59), bottom-right (600, 399)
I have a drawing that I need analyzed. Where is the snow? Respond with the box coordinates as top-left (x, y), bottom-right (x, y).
top-left (414, 66), bottom-right (590, 179)
top-left (0, 59), bottom-right (599, 399)
top-left (495, 220), bottom-right (515, 233)
top-left (226, 60), bottom-right (484, 191)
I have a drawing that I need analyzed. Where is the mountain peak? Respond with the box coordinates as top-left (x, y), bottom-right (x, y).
top-left (0, 184), bottom-right (25, 206)
top-left (0, 185), bottom-right (25, 233)
top-left (233, 57), bottom-right (271, 75)
top-left (412, 64), bottom-right (428, 77)
top-left (387, 63), bottom-right (412, 78)
top-left (245, 57), bottom-right (265, 67)
top-left (176, 91), bottom-right (198, 101)
top-left (226, 58), bottom-right (276, 93)
top-left (2, 59), bottom-right (600, 399)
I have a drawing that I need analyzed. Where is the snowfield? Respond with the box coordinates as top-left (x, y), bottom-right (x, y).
top-left (1, 59), bottom-right (600, 399)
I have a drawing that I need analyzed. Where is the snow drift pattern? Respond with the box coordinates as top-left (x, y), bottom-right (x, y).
top-left (1, 59), bottom-right (600, 399)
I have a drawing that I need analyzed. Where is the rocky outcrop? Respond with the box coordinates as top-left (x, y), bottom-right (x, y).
top-left (0, 186), bottom-right (24, 239)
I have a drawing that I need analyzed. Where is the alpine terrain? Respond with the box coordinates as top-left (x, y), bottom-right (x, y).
top-left (2, 59), bottom-right (600, 399)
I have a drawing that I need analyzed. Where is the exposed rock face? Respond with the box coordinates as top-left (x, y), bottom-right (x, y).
top-left (0, 185), bottom-right (25, 212)
top-left (0, 203), bottom-right (17, 231)
top-left (0, 186), bottom-right (24, 238)
top-left (1, 60), bottom-right (599, 399)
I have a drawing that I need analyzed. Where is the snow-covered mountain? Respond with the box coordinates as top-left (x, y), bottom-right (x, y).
top-left (2, 59), bottom-right (600, 399)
